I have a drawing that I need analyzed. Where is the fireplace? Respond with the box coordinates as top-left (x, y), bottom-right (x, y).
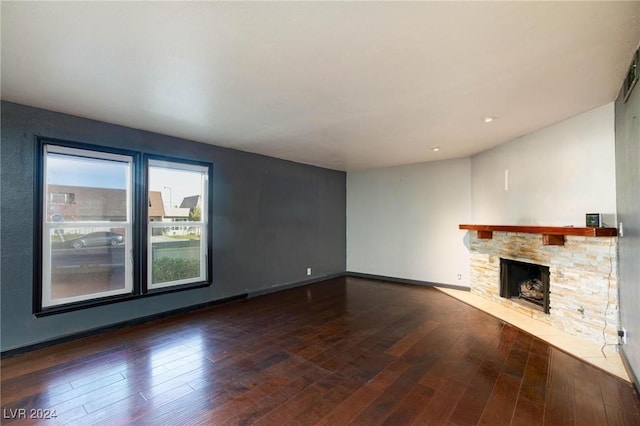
top-left (462, 225), bottom-right (619, 347)
top-left (500, 258), bottom-right (550, 314)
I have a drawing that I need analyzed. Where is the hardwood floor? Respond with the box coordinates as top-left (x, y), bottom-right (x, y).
top-left (2, 277), bottom-right (639, 425)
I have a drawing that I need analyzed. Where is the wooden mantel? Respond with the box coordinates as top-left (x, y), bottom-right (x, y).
top-left (459, 224), bottom-right (617, 246)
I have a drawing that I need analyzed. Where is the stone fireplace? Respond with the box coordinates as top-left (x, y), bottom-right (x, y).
top-left (460, 225), bottom-right (619, 350)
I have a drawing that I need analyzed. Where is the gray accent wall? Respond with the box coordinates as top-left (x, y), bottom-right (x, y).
top-left (0, 101), bottom-right (346, 352)
top-left (615, 79), bottom-right (640, 382)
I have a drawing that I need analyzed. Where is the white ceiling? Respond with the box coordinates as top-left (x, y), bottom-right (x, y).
top-left (2, 2), bottom-right (639, 171)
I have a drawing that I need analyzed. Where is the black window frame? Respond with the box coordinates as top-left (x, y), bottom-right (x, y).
top-left (142, 154), bottom-right (214, 295)
top-left (34, 137), bottom-right (213, 316)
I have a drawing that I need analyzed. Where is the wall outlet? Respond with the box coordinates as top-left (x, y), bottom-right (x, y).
top-left (621, 327), bottom-right (628, 345)
top-left (307, 267), bottom-right (312, 276)
top-left (619, 222), bottom-right (624, 237)
top-left (457, 274), bottom-right (462, 281)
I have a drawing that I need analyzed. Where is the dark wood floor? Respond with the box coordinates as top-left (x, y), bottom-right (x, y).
top-left (2, 277), bottom-right (640, 425)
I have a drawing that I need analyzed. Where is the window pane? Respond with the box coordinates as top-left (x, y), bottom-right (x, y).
top-left (147, 159), bottom-right (208, 290)
top-left (48, 227), bottom-right (128, 302)
top-left (42, 145), bottom-right (133, 309)
top-left (148, 164), bottom-right (205, 221)
top-left (151, 226), bottom-right (202, 285)
top-left (46, 153), bottom-right (128, 222)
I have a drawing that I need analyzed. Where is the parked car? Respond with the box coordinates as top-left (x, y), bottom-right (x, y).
top-left (68, 232), bottom-right (124, 248)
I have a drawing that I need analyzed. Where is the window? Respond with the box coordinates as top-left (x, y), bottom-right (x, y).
top-left (36, 139), bottom-right (213, 314)
top-left (147, 159), bottom-right (209, 290)
top-left (41, 145), bottom-right (134, 308)
top-left (48, 192), bottom-right (75, 204)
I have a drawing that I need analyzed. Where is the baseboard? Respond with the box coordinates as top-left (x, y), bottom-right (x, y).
top-left (346, 271), bottom-right (470, 291)
top-left (1, 293), bottom-right (247, 359)
top-left (619, 346), bottom-right (640, 396)
top-left (248, 273), bottom-right (346, 297)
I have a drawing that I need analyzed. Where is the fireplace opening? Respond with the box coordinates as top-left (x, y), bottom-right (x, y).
top-left (500, 258), bottom-right (550, 314)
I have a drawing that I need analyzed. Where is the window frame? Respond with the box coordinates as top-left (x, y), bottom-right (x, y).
top-left (143, 155), bottom-right (213, 293)
top-left (34, 137), bottom-right (214, 316)
top-left (41, 144), bottom-right (135, 308)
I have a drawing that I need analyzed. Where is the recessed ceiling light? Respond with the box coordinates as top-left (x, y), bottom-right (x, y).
top-left (432, 147), bottom-right (440, 152)
top-left (484, 116), bottom-right (495, 123)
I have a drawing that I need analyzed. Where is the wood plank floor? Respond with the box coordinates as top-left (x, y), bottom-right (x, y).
top-left (2, 277), bottom-right (639, 425)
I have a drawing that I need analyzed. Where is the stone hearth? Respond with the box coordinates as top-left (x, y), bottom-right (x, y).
top-left (467, 231), bottom-right (618, 350)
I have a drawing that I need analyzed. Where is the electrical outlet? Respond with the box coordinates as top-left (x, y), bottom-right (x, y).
top-left (307, 267), bottom-right (312, 276)
top-left (618, 327), bottom-right (627, 345)
top-left (619, 222), bottom-right (624, 237)
top-left (457, 274), bottom-right (462, 280)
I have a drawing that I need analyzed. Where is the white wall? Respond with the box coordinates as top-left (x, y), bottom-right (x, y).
top-left (347, 158), bottom-right (471, 287)
top-left (347, 104), bottom-right (617, 289)
top-left (471, 103), bottom-right (617, 226)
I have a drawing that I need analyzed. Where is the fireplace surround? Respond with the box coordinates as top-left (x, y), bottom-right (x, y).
top-left (460, 224), bottom-right (619, 350)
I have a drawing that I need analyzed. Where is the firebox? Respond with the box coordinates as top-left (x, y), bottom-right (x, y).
top-left (500, 258), bottom-right (550, 314)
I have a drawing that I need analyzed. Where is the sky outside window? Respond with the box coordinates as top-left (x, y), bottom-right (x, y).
top-left (47, 154), bottom-right (127, 189)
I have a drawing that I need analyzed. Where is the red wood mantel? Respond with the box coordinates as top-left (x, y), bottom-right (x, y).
top-left (459, 224), bottom-right (617, 246)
